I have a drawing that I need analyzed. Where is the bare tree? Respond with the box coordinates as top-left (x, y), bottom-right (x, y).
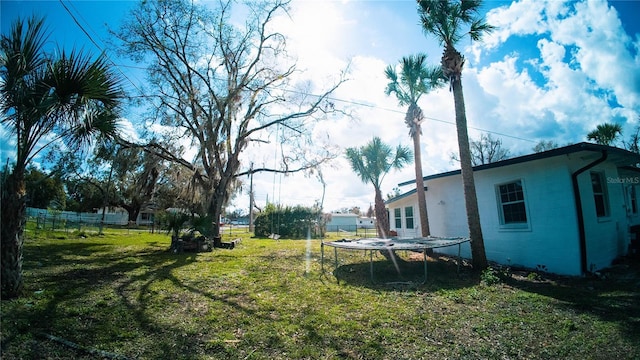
top-left (113, 0), bottom-right (345, 238)
top-left (624, 124), bottom-right (640, 154)
top-left (532, 140), bottom-right (559, 153)
top-left (451, 133), bottom-right (510, 166)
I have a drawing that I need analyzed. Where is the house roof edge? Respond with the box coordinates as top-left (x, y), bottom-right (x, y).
top-left (397, 142), bottom-right (640, 187)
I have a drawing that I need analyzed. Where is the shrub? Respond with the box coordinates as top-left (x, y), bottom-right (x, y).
top-left (254, 204), bottom-right (320, 238)
top-left (481, 267), bottom-right (502, 286)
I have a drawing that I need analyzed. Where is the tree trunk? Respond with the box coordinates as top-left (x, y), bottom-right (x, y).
top-left (412, 131), bottom-right (430, 238)
top-left (120, 202), bottom-right (141, 223)
top-left (207, 184), bottom-right (226, 238)
top-left (1, 171), bottom-right (26, 299)
top-left (374, 187), bottom-right (389, 238)
top-left (130, 207), bottom-right (141, 223)
top-left (451, 75), bottom-right (488, 271)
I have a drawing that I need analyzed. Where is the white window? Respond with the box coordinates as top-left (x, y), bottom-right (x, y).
top-left (404, 206), bottom-right (414, 229)
top-left (496, 180), bottom-right (528, 227)
top-left (591, 172), bottom-right (609, 218)
top-left (394, 208), bottom-right (402, 228)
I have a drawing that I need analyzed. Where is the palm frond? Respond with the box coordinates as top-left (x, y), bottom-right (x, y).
top-left (418, 0), bottom-right (493, 47)
top-left (44, 49), bottom-right (124, 113)
top-left (391, 144), bottom-right (412, 169)
top-left (385, 54), bottom-right (445, 131)
top-left (66, 107), bottom-right (121, 150)
top-left (469, 19), bottom-right (496, 41)
top-left (345, 137), bottom-right (411, 190)
top-left (1, 16), bottom-right (50, 124)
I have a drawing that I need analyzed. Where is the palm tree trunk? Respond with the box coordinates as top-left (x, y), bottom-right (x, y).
top-left (451, 76), bottom-right (488, 271)
top-left (374, 187), bottom-right (389, 238)
top-left (412, 132), bottom-right (430, 237)
top-left (1, 171), bottom-right (26, 299)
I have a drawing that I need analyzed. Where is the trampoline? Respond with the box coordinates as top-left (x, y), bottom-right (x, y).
top-left (321, 236), bottom-right (470, 284)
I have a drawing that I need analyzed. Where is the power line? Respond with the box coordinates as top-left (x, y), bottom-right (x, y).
top-left (121, 82), bottom-right (537, 144)
top-left (304, 91), bottom-right (537, 143)
top-left (58, 0), bottom-right (533, 144)
top-left (58, 0), bottom-right (143, 97)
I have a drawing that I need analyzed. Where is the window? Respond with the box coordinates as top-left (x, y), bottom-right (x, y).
top-left (497, 180), bottom-right (527, 226)
top-left (591, 172), bottom-right (609, 217)
top-left (394, 208), bottom-right (402, 228)
top-left (404, 206), bottom-right (414, 229)
top-left (626, 185), bottom-right (638, 215)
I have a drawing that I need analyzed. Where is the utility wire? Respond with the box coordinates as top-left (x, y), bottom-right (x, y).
top-left (321, 94), bottom-right (536, 143)
top-left (59, 0), bottom-right (534, 144)
top-left (127, 83), bottom-right (535, 144)
top-left (58, 0), bottom-right (143, 97)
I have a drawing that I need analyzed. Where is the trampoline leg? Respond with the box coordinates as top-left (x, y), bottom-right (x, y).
top-left (370, 250), bottom-right (374, 282)
top-left (423, 249), bottom-right (428, 284)
top-left (457, 244), bottom-right (461, 273)
top-left (321, 242), bottom-right (324, 274)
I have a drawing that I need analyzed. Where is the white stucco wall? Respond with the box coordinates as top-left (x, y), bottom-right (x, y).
top-left (428, 157), bottom-right (582, 275)
top-left (573, 160), bottom-right (629, 272)
top-left (388, 153), bottom-right (633, 275)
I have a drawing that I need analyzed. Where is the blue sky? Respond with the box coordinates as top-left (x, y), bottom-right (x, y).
top-left (2, 0), bottom-right (639, 213)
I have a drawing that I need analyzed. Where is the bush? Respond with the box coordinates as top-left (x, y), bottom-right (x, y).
top-left (481, 267), bottom-right (502, 286)
top-left (254, 204), bottom-right (320, 238)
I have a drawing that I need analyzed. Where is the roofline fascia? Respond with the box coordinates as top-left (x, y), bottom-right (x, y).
top-left (398, 142), bottom-right (639, 187)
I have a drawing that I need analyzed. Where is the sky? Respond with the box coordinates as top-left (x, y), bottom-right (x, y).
top-left (2, 0), bottom-right (639, 215)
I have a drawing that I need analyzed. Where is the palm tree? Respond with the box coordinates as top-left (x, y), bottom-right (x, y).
top-left (1, 16), bottom-right (123, 298)
top-left (385, 54), bottom-right (445, 238)
top-left (345, 137), bottom-right (412, 237)
top-left (586, 122), bottom-right (623, 146)
top-left (418, 0), bottom-right (495, 270)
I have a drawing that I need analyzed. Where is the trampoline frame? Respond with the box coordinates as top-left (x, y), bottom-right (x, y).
top-left (321, 237), bottom-right (470, 284)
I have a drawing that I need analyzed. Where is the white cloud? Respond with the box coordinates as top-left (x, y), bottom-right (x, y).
top-left (117, 117), bottom-right (140, 143)
top-left (467, 0), bottom-right (639, 156)
top-left (549, 0), bottom-right (640, 109)
top-left (8, 0), bottom-right (638, 215)
top-left (480, 0), bottom-right (549, 52)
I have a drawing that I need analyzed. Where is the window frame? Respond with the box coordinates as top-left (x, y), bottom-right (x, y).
top-left (590, 171), bottom-right (610, 218)
top-left (630, 185), bottom-right (638, 215)
top-left (495, 179), bottom-right (530, 230)
top-left (404, 206), bottom-right (414, 229)
top-left (394, 208), bottom-right (402, 229)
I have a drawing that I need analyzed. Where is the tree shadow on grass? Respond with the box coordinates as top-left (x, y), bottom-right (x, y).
top-left (2, 239), bottom-right (266, 359)
top-left (4, 244), bottom-right (188, 347)
top-left (500, 258), bottom-right (640, 344)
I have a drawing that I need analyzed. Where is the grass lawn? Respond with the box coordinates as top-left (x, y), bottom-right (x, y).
top-left (1, 227), bottom-right (639, 359)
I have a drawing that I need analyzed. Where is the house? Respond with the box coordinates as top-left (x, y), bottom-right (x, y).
top-left (357, 217), bottom-right (376, 229)
top-left (97, 206), bottom-right (156, 226)
top-left (386, 142), bottom-right (640, 275)
top-left (326, 213), bottom-right (359, 232)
